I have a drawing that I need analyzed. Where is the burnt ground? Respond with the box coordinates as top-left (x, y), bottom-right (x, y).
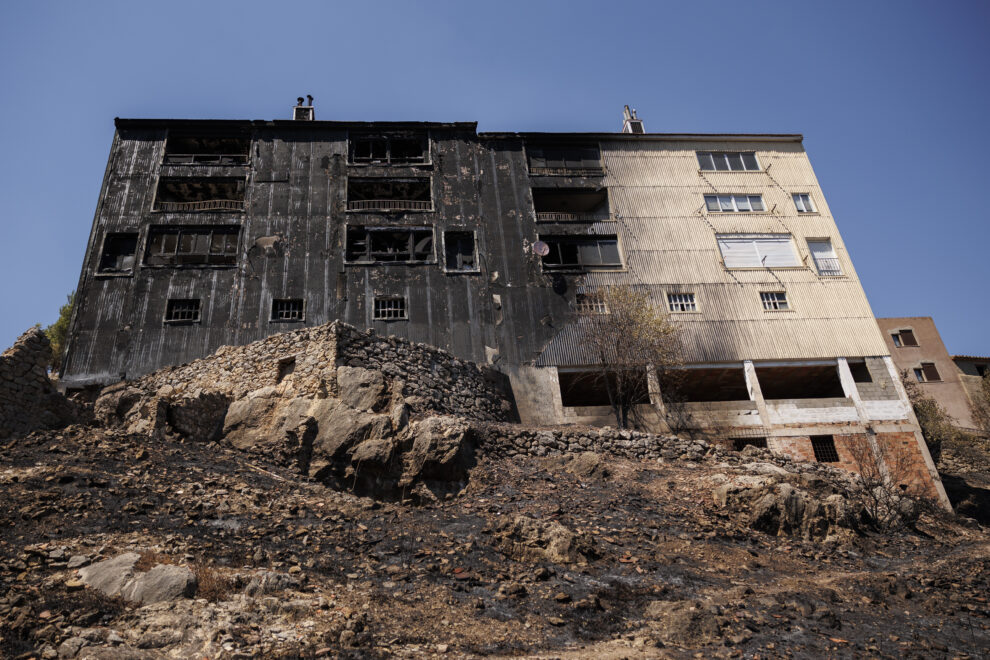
top-left (1, 425), bottom-right (988, 659)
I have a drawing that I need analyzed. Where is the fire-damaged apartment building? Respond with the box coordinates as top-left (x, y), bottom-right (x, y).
top-left (60, 102), bottom-right (948, 504)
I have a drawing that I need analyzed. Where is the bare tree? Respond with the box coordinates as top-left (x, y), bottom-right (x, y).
top-left (971, 371), bottom-right (990, 436)
top-left (901, 370), bottom-right (957, 464)
top-left (846, 434), bottom-right (924, 533)
top-left (573, 286), bottom-right (682, 429)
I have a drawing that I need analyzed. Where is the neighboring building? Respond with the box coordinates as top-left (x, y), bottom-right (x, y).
top-left (877, 317), bottom-right (980, 434)
top-left (952, 355), bottom-right (989, 436)
top-left (61, 102), bottom-right (947, 504)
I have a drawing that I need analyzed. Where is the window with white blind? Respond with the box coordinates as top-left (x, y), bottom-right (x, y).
top-left (704, 194), bottom-right (765, 212)
top-left (716, 234), bottom-right (799, 268)
top-left (808, 239), bottom-right (842, 276)
top-left (793, 193), bottom-right (816, 213)
top-left (668, 293), bottom-right (697, 312)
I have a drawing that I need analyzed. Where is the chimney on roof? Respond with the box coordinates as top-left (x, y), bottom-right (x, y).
top-left (622, 105), bottom-right (644, 134)
top-left (293, 96), bottom-right (314, 121)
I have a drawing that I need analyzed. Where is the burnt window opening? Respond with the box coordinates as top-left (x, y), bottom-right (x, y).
top-left (350, 134), bottom-right (428, 165)
top-left (527, 145), bottom-right (603, 175)
top-left (732, 437), bottom-right (767, 452)
top-left (163, 134), bottom-right (250, 165)
top-left (153, 177), bottom-right (245, 212)
top-left (444, 231), bottom-right (477, 272)
top-left (675, 367), bottom-right (750, 402)
top-left (755, 365), bottom-right (846, 400)
top-left (540, 235), bottom-right (622, 271)
top-left (557, 370), bottom-right (649, 407)
top-left (848, 361), bottom-right (873, 383)
top-left (891, 329), bottom-right (918, 347)
top-left (145, 226), bottom-right (240, 267)
top-left (811, 435), bottom-right (840, 463)
top-left (271, 299), bottom-right (304, 322)
top-left (532, 188), bottom-right (609, 222)
top-left (345, 226), bottom-right (434, 264)
top-left (164, 299), bottom-right (201, 324)
top-left (97, 233), bottom-right (138, 274)
top-left (373, 296), bottom-right (407, 320)
top-left (346, 178), bottom-right (432, 211)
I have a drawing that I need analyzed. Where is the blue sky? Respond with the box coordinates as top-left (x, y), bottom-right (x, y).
top-left (1, 1), bottom-right (988, 355)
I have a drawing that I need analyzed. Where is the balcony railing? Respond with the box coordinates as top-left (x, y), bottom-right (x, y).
top-left (813, 257), bottom-right (843, 276)
top-left (529, 166), bottom-right (605, 176)
top-left (535, 211), bottom-right (611, 222)
top-left (163, 154), bottom-right (249, 166)
top-left (154, 199), bottom-right (244, 212)
top-left (346, 199), bottom-right (433, 211)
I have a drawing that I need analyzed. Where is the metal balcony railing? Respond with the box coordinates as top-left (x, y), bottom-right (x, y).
top-left (346, 199), bottom-right (433, 211)
top-left (529, 166), bottom-right (605, 176)
top-left (163, 154), bottom-right (249, 165)
top-left (154, 199), bottom-right (244, 212)
top-left (813, 257), bottom-right (842, 276)
top-left (535, 211), bottom-right (611, 222)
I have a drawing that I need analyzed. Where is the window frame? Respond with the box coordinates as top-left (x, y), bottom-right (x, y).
top-left (96, 232), bottom-right (140, 276)
top-left (143, 225), bottom-right (241, 268)
top-left (348, 133), bottom-right (431, 166)
top-left (807, 238), bottom-right (843, 276)
top-left (760, 291), bottom-right (790, 311)
top-left (344, 225), bottom-right (436, 265)
top-left (538, 234), bottom-right (624, 272)
top-left (667, 292), bottom-right (698, 313)
top-left (704, 194), bottom-right (766, 213)
top-left (696, 151), bottom-right (761, 172)
top-left (811, 435), bottom-right (840, 463)
top-left (575, 292), bottom-right (608, 315)
top-left (163, 299), bottom-right (201, 325)
top-left (372, 296), bottom-right (408, 321)
top-left (441, 229), bottom-right (480, 274)
top-left (526, 144), bottom-right (604, 176)
top-left (270, 298), bottom-right (305, 323)
top-left (792, 193), bottom-right (817, 213)
top-left (891, 328), bottom-right (919, 348)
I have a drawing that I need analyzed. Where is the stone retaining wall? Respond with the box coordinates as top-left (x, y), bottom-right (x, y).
top-left (0, 328), bottom-right (75, 438)
top-left (481, 424), bottom-right (711, 462)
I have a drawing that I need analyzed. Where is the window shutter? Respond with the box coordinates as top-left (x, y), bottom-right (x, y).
top-left (807, 240), bottom-right (835, 259)
top-left (922, 363), bottom-right (941, 381)
top-left (755, 237), bottom-right (799, 267)
top-left (900, 329), bottom-right (919, 346)
top-left (717, 237), bottom-right (760, 267)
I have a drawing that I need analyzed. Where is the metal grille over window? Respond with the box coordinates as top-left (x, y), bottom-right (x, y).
top-left (373, 297), bottom-right (407, 320)
top-left (793, 193), bottom-right (816, 213)
top-left (811, 436), bottom-right (839, 463)
top-left (575, 293), bottom-right (608, 314)
top-left (271, 299), bottom-right (304, 322)
top-left (704, 195), bottom-right (765, 212)
top-left (696, 151), bottom-right (760, 171)
top-left (808, 240), bottom-right (842, 276)
top-left (760, 292), bottom-right (789, 310)
top-left (668, 293), bottom-right (697, 312)
top-left (165, 299), bottom-right (200, 323)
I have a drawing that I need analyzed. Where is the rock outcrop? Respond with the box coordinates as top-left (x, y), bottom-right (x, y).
top-left (0, 328), bottom-right (75, 439)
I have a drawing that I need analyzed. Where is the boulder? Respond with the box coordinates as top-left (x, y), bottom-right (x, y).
top-left (335, 366), bottom-right (385, 411)
top-left (77, 553), bottom-right (140, 598)
top-left (495, 515), bottom-right (599, 564)
top-left (565, 452), bottom-right (610, 481)
top-left (119, 564), bottom-right (196, 604)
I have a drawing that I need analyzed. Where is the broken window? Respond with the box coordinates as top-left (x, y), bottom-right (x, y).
top-left (373, 297), bottom-right (407, 320)
top-left (97, 233), bottom-right (138, 274)
top-left (557, 370), bottom-right (649, 407)
top-left (811, 435), bottom-right (839, 463)
top-left (145, 226), bottom-right (239, 266)
top-left (891, 329), bottom-right (918, 347)
top-left (696, 151), bottom-right (760, 171)
top-left (532, 188), bottom-right (609, 221)
top-left (527, 145), bottom-right (603, 175)
top-left (153, 177), bottom-right (245, 212)
top-left (271, 299), bottom-right (304, 322)
top-left (164, 299), bottom-right (200, 324)
top-left (674, 367), bottom-right (749, 402)
top-left (346, 178), bottom-right (432, 211)
top-left (350, 134), bottom-right (428, 165)
top-left (443, 231), bottom-right (477, 272)
top-left (540, 235), bottom-right (621, 271)
top-left (755, 365), bottom-right (845, 400)
top-left (760, 292), bottom-right (789, 310)
top-left (345, 226), bottom-right (434, 263)
top-left (732, 437), bottom-right (767, 451)
top-left (163, 134), bottom-right (250, 165)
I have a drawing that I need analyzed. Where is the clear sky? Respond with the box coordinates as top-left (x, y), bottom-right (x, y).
top-left (1, 1), bottom-right (988, 355)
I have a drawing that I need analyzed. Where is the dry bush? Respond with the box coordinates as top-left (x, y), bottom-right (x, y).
top-left (195, 564), bottom-right (234, 602)
top-left (134, 550), bottom-right (172, 571)
top-left (847, 435), bottom-right (924, 533)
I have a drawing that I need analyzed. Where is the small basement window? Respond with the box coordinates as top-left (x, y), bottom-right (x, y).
top-left (443, 231), bottom-right (477, 272)
top-left (373, 296), bottom-right (407, 320)
top-left (98, 233), bottom-right (139, 274)
top-left (891, 329), bottom-right (918, 347)
top-left (164, 299), bottom-right (201, 324)
top-left (153, 177), bottom-right (245, 212)
top-left (271, 299), bottom-right (304, 322)
top-left (732, 437), bottom-right (767, 452)
top-left (346, 178), bottom-right (432, 211)
top-left (540, 235), bottom-right (622, 271)
top-left (811, 435), bottom-right (839, 463)
top-left (145, 226), bottom-right (240, 266)
top-left (345, 226), bottom-right (434, 263)
top-left (350, 134), bottom-right (428, 165)
top-left (163, 133), bottom-right (250, 165)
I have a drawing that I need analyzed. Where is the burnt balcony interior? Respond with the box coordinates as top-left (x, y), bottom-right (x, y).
top-left (558, 369), bottom-right (649, 407)
top-left (540, 234), bottom-right (621, 271)
top-left (674, 367), bottom-right (750, 402)
top-left (97, 233), bottom-right (138, 274)
top-left (345, 225), bottom-right (434, 263)
top-left (349, 134), bottom-right (429, 165)
top-left (346, 178), bottom-right (432, 211)
top-left (163, 134), bottom-right (250, 165)
top-left (527, 144), bottom-right (603, 176)
top-left (533, 188), bottom-right (609, 221)
top-left (144, 225), bottom-right (240, 266)
top-left (755, 365), bottom-right (846, 400)
top-left (153, 178), bottom-right (245, 212)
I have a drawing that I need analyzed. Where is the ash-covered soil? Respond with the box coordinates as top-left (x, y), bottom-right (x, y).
top-left (1, 425), bottom-right (988, 659)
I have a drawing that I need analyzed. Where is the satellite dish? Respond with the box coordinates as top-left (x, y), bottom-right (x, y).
top-left (533, 241), bottom-right (550, 256)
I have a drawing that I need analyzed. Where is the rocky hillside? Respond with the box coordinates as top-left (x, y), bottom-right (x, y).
top-left (0, 324), bottom-right (988, 658)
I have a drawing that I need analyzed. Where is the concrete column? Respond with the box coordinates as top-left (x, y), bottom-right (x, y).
top-left (838, 357), bottom-right (891, 482)
top-left (743, 360), bottom-right (770, 430)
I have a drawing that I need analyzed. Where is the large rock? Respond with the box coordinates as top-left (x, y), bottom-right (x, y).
top-left (400, 416), bottom-right (476, 487)
top-left (495, 515), bottom-right (599, 564)
top-left (335, 366), bottom-right (385, 411)
top-left (78, 552), bottom-right (140, 597)
top-left (119, 564), bottom-right (196, 604)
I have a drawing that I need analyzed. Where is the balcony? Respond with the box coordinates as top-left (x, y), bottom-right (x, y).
top-left (346, 178), bottom-right (432, 212)
top-left (163, 153), bottom-right (249, 166)
top-left (527, 145), bottom-right (603, 176)
top-left (154, 199), bottom-right (244, 212)
top-left (347, 199), bottom-right (432, 212)
top-left (533, 188), bottom-right (610, 222)
top-left (153, 177), bottom-right (245, 213)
